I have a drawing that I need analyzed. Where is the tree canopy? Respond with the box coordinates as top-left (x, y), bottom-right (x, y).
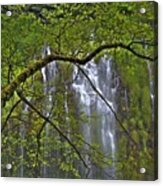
top-left (1, 2), bottom-right (158, 180)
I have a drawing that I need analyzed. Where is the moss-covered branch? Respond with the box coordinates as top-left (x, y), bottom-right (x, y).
top-left (1, 43), bottom-right (157, 107)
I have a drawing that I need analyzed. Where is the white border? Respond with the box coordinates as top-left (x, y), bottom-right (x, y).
top-left (0, 0), bottom-right (162, 186)
top-left (0, 0), bottom-right (155, 5)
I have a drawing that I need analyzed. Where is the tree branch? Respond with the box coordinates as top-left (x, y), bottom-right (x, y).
top-left (1, 99), bottom-right (21, 132)
top-left (36, 95), bottom-right (56, 164)
top-left (2, 43), bottom-right (157, 107)
top-left (16, 90), bottom-right (88, 169)
top-left (82, 43), bottom-right (156, 63)
top-left (128, 40), bottom-right (157, 47)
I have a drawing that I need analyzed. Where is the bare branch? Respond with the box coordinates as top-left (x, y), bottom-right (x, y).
top-left (76, 64), bottom-right (137, 146)
top-left (16, 90), bottom-right (88, 169)
top-left (2, 43), bottom-right (157, 107)
top-left (36, 95), bottom-right (56, 164)
top-left (1, 99), bottom-right (21, 132)
top-left (82, 43), bottom-right (156, 63)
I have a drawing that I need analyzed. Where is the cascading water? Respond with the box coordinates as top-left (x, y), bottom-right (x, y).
top-left (40, 50), bottom-right (118, 178)
top-left (19, 117), bottom-right (25, 177)
top-left (72, 57), bottom-right (118, 179)
top-left (64, 85), bottom-right (71, 139)
top-left (147, 61), bottom-right (155, 125)
top-left (144, 44), bottom-right (155, 126)
top-left (41, 45), bottom-right (57, 177)
top-left (37, 50), bottom-right (155, 179)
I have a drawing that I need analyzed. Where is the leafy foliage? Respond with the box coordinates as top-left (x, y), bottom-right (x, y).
top-left (1, 2), bottom-right (157, 180)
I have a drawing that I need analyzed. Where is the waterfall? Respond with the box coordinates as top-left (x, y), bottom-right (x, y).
top-left (147, 61), bottom-right (155, 125)
top-left (39, 51), bottom-right (118, 178)
top-left (19, 102), bottom-right (30, 177)
top-left (141, 43), bottom-right (155, 128)
top-left (19, 119), bottom-right (25, 177)
top-left (64, 85), bottom-right (71, 139)
top-left (41, 61), bottom-right (57, 177)
top-left (41, 45), bottom-right (57, 177)
top-left (72, 57), bottom-right (118, 179)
